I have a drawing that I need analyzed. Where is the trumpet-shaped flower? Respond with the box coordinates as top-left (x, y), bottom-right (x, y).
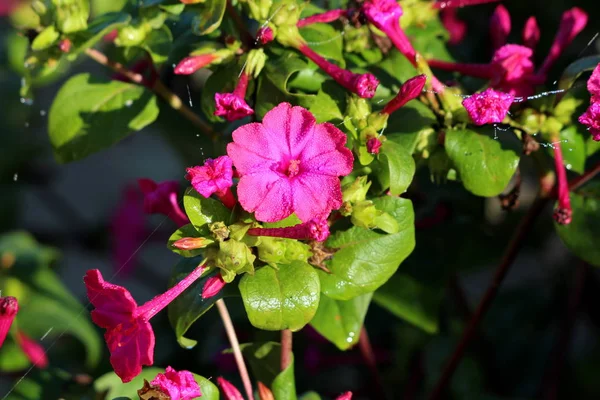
top-left (227, 103), bottom-right (353, 222)
top-left (138, 179), bottom-right (189, 227)
top-left (579, 102), bottom-right (600, 141)
top-left (215, 73), bottom-right (254, 121)
top-left (186, 156), bottom-right (235, 208)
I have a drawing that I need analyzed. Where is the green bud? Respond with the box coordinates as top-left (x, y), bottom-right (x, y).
top-left (209, 222), bottom-right (230, 242)
top-left (230, 222), bottom-right (261, 246)
top-left (245, 49), bottom-right (267, 78)
top-left (31, 25), bottom-right (60, 51)
top-left (340, 201), bottom-right (353, 217)
top-left (52, 0), bottom-right (90, 33)
top-left (553, 97), bottom-right (583, 124)
top-left (216, 239), bottom-right (256, 281)
top-left (256, 237), bottom-right (311, 267)
top-left (367, 112), bottom-right (388, 132)
top-left (414, 128), bottom-right (437, 159)
top-left (344, 25), bottom-right (370, 53)
top-left (342, 176), bottom-right (371, 203)
top-left (31, 0), bottom-right (49, 17)
top-left (115, 22), bottom-right (150, 47)
top-left (270, 0), bottom-right (303, 26)
top-left (283, 240), bottom-right (311, 263)
top-left (351, 200), bottom-right (378, 229)
top-left (373, 212), bottom-right (399, 234)
top-left (518, 108), bottom-right (543, 135)
top-left (241, 0), bottom-right (272, 21)
top-left (346, 96), bottom-right (371, 125)
top-left (275, 24), bottom-right (303, 48)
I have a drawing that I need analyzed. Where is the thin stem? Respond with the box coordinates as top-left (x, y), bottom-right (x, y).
top-left (84, 48), bottom-right (215, 138)
top-left (566, 161), bottom-right (600, 192)
top-left (358, 326), bottom-right (387, 400)
top-left (225, 0), bottom-right (254, 48)
top-left (216, 299), bottom-right (254, 400)
top-left (280, 329), bottom-right (293, 371)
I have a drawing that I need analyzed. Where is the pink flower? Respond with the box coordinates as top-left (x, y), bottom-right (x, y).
top-left (59, 38), bottom-right (72, 53)
top-left (227, 103), bottom-right (353, 222)
top-left (186, 156), bottom-right (236, 209)
top-left (247, 217), bottom-right (330, 242)
top-left (440, 9), bottom-right (467, 45)
top-left (297, 9), bottom-right (347, 28)
top-left (217, 377), bottom-right (244, 400)
top-left (150, 366), bottom-right (201, 400)
top-left (175, 54), bottom-right (218, 75)
top-left (579, 103), bottom-right (600, 141)
top-left (522, 17), bottom-right (540, 49)
top-left (462, 88), bottom-right (514, 125)
top-left (336, 392), bottom-right (353, 400)
top-left (110, 185), bottom-right (146, 276)
top-left (84, 265), bottom-right (206, 382)
top-left (138, 179), bottom-right (189, 227)
top-left (297, 44), bottom-right (379, 98)
top-left (552, 142), bottom-right (572, 225)
top-left (256, 26), bottom-right (274, 45)
top-left (0, 296), bottom-right (18, 348)
top-left (16, 330), bottom-right (48, 369)
top-left (587, 64), bottom-right (600, 102)
top-left (382, 74), bottom-right (427, 115)
top-left (490, 44), bottom-right (535, 88)
top-left (490, 5), bottom-right (511, 50)
top-left (214, 73), bottom-right (254, 121)
top-left (202, 274), bottom-right (227, 299)
top-left (367, 137), bottom-right (383, 154)
top-left (538, 7), bottom-right (588, 77)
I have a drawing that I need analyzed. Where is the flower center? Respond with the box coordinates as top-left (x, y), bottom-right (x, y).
top-left (286, 160), bottom-right (301, 177)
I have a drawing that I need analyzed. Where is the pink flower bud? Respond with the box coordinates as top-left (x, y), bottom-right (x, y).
top-left (173, 237), bottom-right (212, 250)
top-left (336, 392), bottom-right (353, 400)
top-left (258, 382), bottom-right (275, 400)
top-left (552, 143), bottom-right (572, 225)
top-left (0, 296), bottom-right (18, 348)
top-left (217, 377), bottom-right (244, 400)
top-left (248, 217), bottom-right (330, 242)
top-left (256, 26), bottom-right (274, 45)
top-left (202, 275), bottom-right (226, 299)
top-left (103, 29), bottom-right (118, 42)
top-left (522, 16), bottom-right (540, 49)
top-left (297, 9), bottom-right (347, 28)
top-left (490, 5), bottom-right (511, 50)
top-left (214, 73), bottom-right (254, 121)
top-left (367, 137), bottom-right (382, 154)
top-left (462, 88), bottom-right (514, 125)
top-left (150, 366), bottom-right (201, 400)
top-left (59, 38), bottom-right (72, 53)
top-left (440, 9), bottom-right (467, 45)
top-left (382, 74), bottom-right (427, 115)
top-left (579, 102), bottom-right (600, 142)
top-left (175, 54), bottom-right (217, 75)
top-left (16, 330), bottom-right (48, 369)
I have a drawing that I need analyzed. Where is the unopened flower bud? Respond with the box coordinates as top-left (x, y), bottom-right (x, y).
top-left (256, 26), bottom-right (274, 45)
top-left (217, 376), bottom-right (245, 400)
top-left (366, 137), bottom-right (382, 154)
top-left (202, 274), bottom-right (226, 299)
top-left (258, 382), bottom-right (275, 400)
top-left (245, 49), bottom-right (267, 78)
top-left (59, 38), bottom-right (72, 53)
top-left (216, 239), bottom-right (256, 281)
top-left (342, 176), bottom-right (371, 203)
top-left (16, 330), bottom-right (48, 368)
top-left (172, 237), bottom-right (214, 250)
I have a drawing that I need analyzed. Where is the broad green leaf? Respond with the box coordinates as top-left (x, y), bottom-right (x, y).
top-left (309, 81), bottom-right (345, 123)
top-left (379, 140), bottom-right (416, 195)
top-left (48, 73), bottom-right (159, 162)
top-left (373, 272), bottom-right (441, 333)
top-left (95, 368), bottom-right (219, 400)
top-left (142, 25), bottom-right (173, 64)
top-left (53, 0), bottom-right (91, 33)
top-left (310, 293), bottom-right (372, 350)
top-left (239, 261), bottom-right (320, 331)
top-left (557, 55), bottom-right (600, 102)
top-left (405, 19), bottom-right (452, 61)
top-left (319, 196), bottom-right (415, 300)
top-left (191, 0), bottom-right (227, 36)
top-left (183, 188), bottom-right (232, 231)
top-left (555, 183), bottom-right (600, 267)
top-left (69, 12), bottom-right (131, 57)
top-left (299, 23), bottom-right (344, 65)
top-left (167, 257), bottom-right (219, 348)
top-left (445, 128), bottom-right (520, 197)
top-left (272, 357), bottom-right (297, 400)
top-left (553, 126), bottom-right (585, 174)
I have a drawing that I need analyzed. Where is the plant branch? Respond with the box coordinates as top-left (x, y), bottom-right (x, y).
top-left (566, 161), bottom-right (600, 192)
top-left (280, 329), bottom-right (293, 371)
top-left (215, 299), bottom-right (254, 400)
top-left (358, 326), bottom-right (387, 400)
top-left (84, 48), bottom-right (215, 138)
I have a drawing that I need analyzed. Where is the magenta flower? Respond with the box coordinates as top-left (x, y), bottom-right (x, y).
top-left (202, 274), bottom-right (227, 299)
top-left (186, 156), bottom-right (235, 208)
top-left (490, 44), bottom-right (535, 88)
top-left (138, 179), bottom-right (189, 227)
top-left (552, 143), bottom-right (572, 225)
top-left (490, 5), bottom-right (511, 51)
top-left (297, 9), bottom-right (347, 28)
top-left (175, 54), bottom-right (218, 75)
top-left (217, 377), bottom-right (244, 400)
top-left (16, 330), bottom-right (48, 369)
top-left (227, 103), bottom-right (353, 222)
top-left (111, 185), bottom-right (146, 276)
top-left (462, 88), bottom-right (514, 125)
top-left (579, 103), bottom-right (600, 142)
top-left (336, 392), bottom-right (353, 400)
top-left (0, 296), bottom-right (18, 348)
top-left (382, 74), bottom-right (427, 115)
top-left (367, 137), bottom-right (383, 155)
top-left (256, 26), bottom-right (274, 45)
top-left (440, 9), bottom-right (467, 45)
top-left (247, 217), bottom-right (330, 242)
top-left (296, 44), bottom-right (379, 98)
top-left (522, 17), bottom-right (540, 49)
top-left (150, 366), bottom-right (201, 400)
top-left (214, 73), bottom-right (254, 121)
top-left (587, 64), bottom-right (600, 102)
top-left (84, 265), bottom-right (206, 382)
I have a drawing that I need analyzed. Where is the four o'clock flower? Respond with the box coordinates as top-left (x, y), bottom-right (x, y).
top-left (0, 296), bottom-right (18, 348)
top-left (148, 366), bottom-right (202, 400)
top-left (16, 330), bottom-right (49, 368)
top-left (202, 274), bottom-right (227, 299)
top-left (552, 141), bottom-right (572, 225)
top-left (248, 217), bottom-right (330, 242)
top-left (227, 102), bottom-right (353, 223)
top-left (579, 102), bottom-right (600, 141)
top-left (217, 377), bottom-right (244, 400)
top-left (490, 5), bottom-right (511, 51)
top-left (382, 75), bottom-right (427, 116)
top-left (138, 179), bottom-right (189, 227)
top-left (186, 156), bottom-right (236, 209)
top-left (256, 26), bottom-right (274, 45)
top-left (367, 137), bottom-right (383, 154)
top-left (587, 64), bottom-right (600, 102)
top-left (440, 9), bottom-right (467, 45)
top-left (175, 54), bottom-right (218, 75)
top-left (84, 263), bottom-right (206, 382)
top-left (462, 88), bottom-right (514, 125)
top-left (214, 72), bottom-right (254, 121)
top-left (432, 0), bottom-right (502, 8)
top-left (336, 392), bottom-right (353, 400)
top-left (522, 17), bottom-right (540, 50)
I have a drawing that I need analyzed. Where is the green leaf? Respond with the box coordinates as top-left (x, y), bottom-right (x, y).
top-left (240, 341), bottom-right (297, 399)
top-left (557, 55), bottom-right (600, 99)
top-left (308, 81), bottom-right (345, 123)
top-left (239, 261), bottom-right (320, 331)
top-left (142, 25), bottom-right (173, 64)
top-left (191, 0), bottom-right (227, 36)
top-left (299, 392), bottom-right (322, 400)
top-left (555, 183), bottom-right (600, 267)
top-left (299, 23), bottom-right (344, 65)
top-left (95, 368), bottom-right (219, 400)
top-left (445, 128), bottom-right (520, 197)
top-left (319, 196), bottom-right (415, 300)
top-left (48, 73), bottom-right (159, 162)
top-left (272, 357), bottom-right (297, 400)
top-left (31, 26), bottom-right (60, 51)
top-left (0, 342), bottom-right (31, 372)
top-left (167, 257), bottom-right (220, 348)
top-left (53, 0), bottom-right (91, 33)
top-left (69, 12), bottom-right (131, 57)
top-left (310, 292), bottom-right (372, 350)
top-left (373, 272), bottom-right (441, 333)
top-left (552, 126), bottom-right (585, 174)
top-left (183, 188), bottom-right (232, 231)
top-left (379, 140), bottom-right (416, 195)
top-left (385, 100), bottom-right (437, 154)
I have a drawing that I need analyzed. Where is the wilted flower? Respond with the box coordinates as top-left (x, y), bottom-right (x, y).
top-left (149, 366), bottom-right (201, 400)
top-left (462, 88), bottom-right (514, 125)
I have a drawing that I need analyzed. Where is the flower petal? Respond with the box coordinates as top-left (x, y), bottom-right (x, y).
top-left (299, 122), bottom-right (350, 163)
top-left (261, 102), bottom-right (316, 159)
top-left (228, 123), bottom-right (284, 174)
top-left (292, 173), bottom-right (343, 222)
top-left (85, 269), bottom-right (138, 329)
top-left (302, 149), bottom-right (353, 177)
top-left (106, 319), bottom-right (155, 383)
top-left (237, 171), bottom-right (293, 222)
